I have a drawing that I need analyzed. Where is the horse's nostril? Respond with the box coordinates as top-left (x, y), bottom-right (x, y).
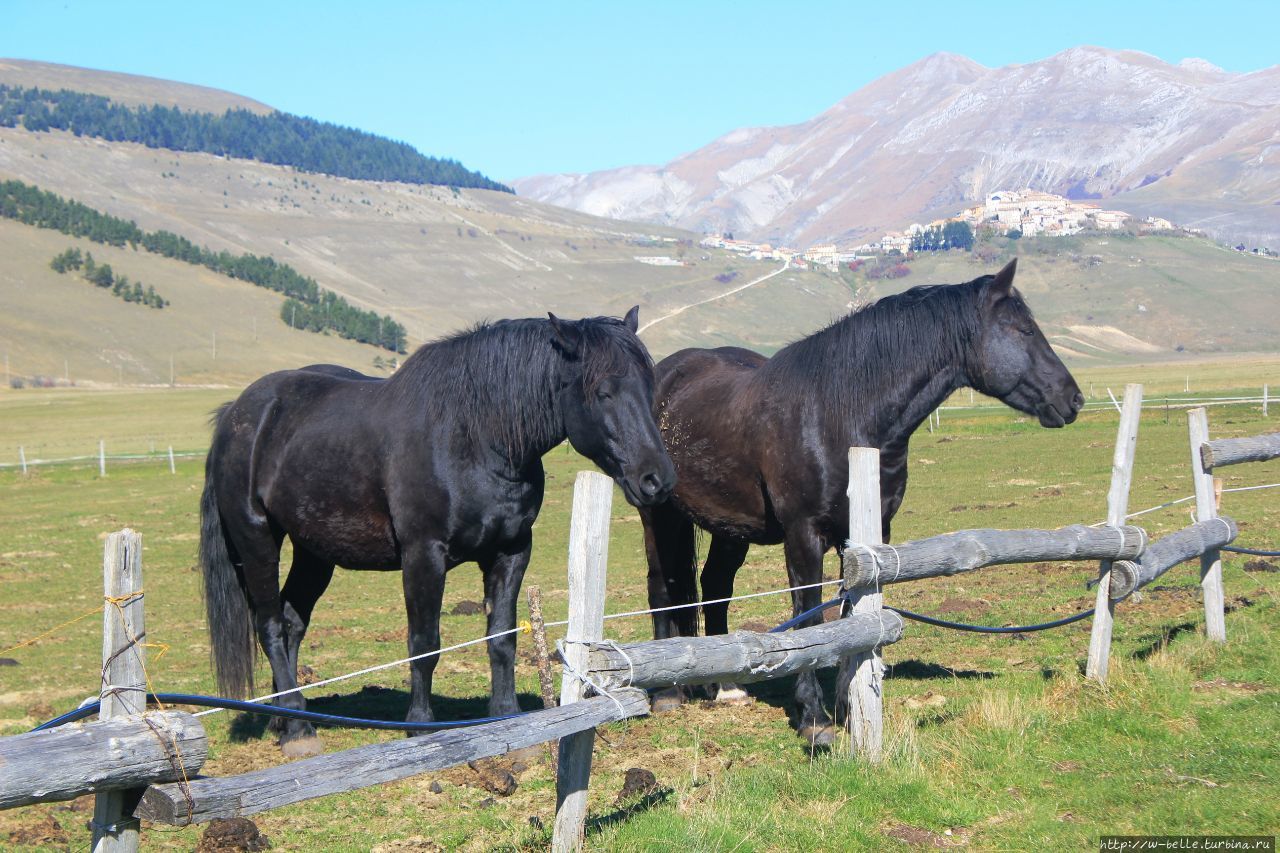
top-left (640, 472), bottom-right (663, 496)
top-left (1072, 392), bottom-right (1085, 410)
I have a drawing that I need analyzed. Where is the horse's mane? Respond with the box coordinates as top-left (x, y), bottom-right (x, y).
top-left (387, 316), bottom-right (651, 461)
top-left (758, 276), bottom-right (1001, 432)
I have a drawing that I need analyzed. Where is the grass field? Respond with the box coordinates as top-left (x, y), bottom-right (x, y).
top-left (0, 385), bottom-right (1277, 850)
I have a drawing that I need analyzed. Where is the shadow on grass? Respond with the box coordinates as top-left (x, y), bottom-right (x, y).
top-left (586, 788), bottom-right (675, 837)
top-left (886, 659), bottom-right (995, 681)
top-left (227, 684), bottom-right (545, 743)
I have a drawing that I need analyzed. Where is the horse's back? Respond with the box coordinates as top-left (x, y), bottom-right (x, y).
top-left (210, 366), bottom-right (403, 567)
top-left (655, 346), bottom-right (765, 403)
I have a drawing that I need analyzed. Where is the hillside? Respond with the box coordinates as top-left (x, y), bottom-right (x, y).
top-left (0, 59), bottom-right (1277, 387)
top-left (514, 47), bottom-right (1280, 250)
top-left (0, 217), bottom-right (394, 386)
top-left (0, 109), bottom-right (862, 362)
top-left (0, 58), bottom-right (273, 115)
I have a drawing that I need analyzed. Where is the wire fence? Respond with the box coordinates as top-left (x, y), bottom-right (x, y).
top-left (0, 448), bottom-right (204, 472)
top-left (941, 395), bottom-right (1273, 414)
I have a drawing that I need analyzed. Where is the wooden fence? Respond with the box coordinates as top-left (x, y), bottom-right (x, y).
top-left (2, 399), bottom-right (1276, 851)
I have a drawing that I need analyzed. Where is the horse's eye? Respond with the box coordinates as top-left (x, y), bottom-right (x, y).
top-left (596, 390), bottom-right (613, 402)
top-left (1020, 328), bottom-right (1034, 337)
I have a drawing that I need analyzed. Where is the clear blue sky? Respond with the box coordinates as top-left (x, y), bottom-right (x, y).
top-left (2, 1), bottom-right (1276, 182)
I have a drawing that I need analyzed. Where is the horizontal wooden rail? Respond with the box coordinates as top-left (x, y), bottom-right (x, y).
top-left (137, 689), bottom-right (649, 826)
top-left (843, 524), bottom-right (1146, 589)
top-left (1107, 517), bottom-right (1238, 600)
top-left (1200, 433), bottom-right (1280, 470)
top-left (0, 711), bottom-right (206, 810)
top-left (585, 610), bottom-right (904, 691)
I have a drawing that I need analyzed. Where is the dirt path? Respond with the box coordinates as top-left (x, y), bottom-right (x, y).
top-left (638, 260), bottom-right (788, 333)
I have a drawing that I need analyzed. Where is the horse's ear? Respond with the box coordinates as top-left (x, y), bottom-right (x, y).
top-left (986, 258), bottom-right (1017, 307)
top-left (548, 312), bottom-right (581, 357)
top-left (623, 305), bottom-right (640, 333)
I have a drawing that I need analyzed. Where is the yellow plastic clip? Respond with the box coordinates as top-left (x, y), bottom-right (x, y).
top-left (518, 619), bottom-right (533, 635)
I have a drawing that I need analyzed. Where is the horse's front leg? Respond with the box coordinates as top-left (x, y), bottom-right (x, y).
top-left (480, 533), bottom-right (532, 718)
top-left (783, 521), bottom-right (836, 749)
top-left (402, 540), bottom-right (449, 730)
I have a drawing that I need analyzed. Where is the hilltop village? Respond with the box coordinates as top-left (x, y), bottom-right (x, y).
top-left (693, 189), bottom-right (1184, 270)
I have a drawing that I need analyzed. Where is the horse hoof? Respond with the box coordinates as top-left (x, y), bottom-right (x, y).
top-left (650, 688), bottom-right (684, 714)
top-left (798, 724), bottom-right (837, 751)
top-left (280, 735), bottom-right (324, 758)
top-left (714, 685), bottom-right (751, 705)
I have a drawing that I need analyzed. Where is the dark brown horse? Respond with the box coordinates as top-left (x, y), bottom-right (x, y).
top-left (201, 308), bottom-right (675, 754)
top-left (640, 260), bottom-right (1083, 745)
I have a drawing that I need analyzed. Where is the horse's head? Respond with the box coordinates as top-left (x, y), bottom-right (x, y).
top-left (549, 306), bottom-right (676, 507)
top-left (968, 259), bottom-right (1084, 428)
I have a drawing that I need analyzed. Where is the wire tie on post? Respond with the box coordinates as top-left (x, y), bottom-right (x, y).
top-left (555, 638), bottom-right (628, 719)
top-left (592, 639), bottom-right (636, 689)
top-left (1211, 516), bottom-right (1233, 547)
top-left (90, 817), bottom-right (140, 834)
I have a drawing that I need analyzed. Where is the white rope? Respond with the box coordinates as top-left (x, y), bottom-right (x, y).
top-left (193, 624), bottom-right (528, 717)
top-left (1123, 494), bottom-right (1196, 520)
top-left (1106, 387), bottom-right (1123, 414)
top-left (1223, 482), bottom-right (1280, 494)
top-left (190, 575), bottom-right (851, 716)
top-left (599, 577), bottom-right (845, 622)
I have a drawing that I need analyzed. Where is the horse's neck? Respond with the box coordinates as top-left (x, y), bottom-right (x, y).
top-left (879, 365), bottom-right (963, 451)
top-left (824, 309), bottom-right (970, 450)
top-left (395, 350), bottom-right (566, 470)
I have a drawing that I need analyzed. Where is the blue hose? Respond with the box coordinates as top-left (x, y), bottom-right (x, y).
top-left (31, 692), bottom-right (526, 733)
top-left (763, 591), bottom-right (1097, 635)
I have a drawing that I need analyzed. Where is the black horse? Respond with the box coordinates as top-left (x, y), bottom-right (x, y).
top-left (640, 260), bottom-right (1083, 745)
top-left (201, 308), bottom-right (675, 755)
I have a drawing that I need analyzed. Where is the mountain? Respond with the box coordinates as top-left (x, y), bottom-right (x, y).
top-left (513, 48), bottom-right (1280, 249)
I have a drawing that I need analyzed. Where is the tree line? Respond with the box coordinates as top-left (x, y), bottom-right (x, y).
top-left (0, 84), bottom-right (511, 193)
top-left (51, 247), bottom-right (169, 308)
top-left (909, 221), bottom-right (975, 253)
top-left (2, 179), bottom-right (406, 351)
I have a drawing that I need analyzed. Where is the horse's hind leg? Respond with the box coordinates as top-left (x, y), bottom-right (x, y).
top-left (640, 501), bottom-right (698, 713)
top-left (232, 528), bottom-right (324, 756)
top-left (783, 521), bottom-right (836, 750)
top-left (700, 535), bottom-right (752, 705)
top-left (273, 543), bottom-right (335, 740)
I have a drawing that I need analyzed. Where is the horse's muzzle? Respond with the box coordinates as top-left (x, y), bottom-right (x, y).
top-left (621, 465), bottom-right (676, 507)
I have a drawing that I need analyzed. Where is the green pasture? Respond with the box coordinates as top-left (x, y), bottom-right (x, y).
top-left (0, 385), bottom-right (1276, 850)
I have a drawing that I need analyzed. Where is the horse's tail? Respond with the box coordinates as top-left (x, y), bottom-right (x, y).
top-left (200, 403), bottom-right (256, 698)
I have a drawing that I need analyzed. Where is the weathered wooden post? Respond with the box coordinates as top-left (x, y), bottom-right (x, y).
top-left (168, 446), bottom-right (176, 475)
top-left (99, 440), bottom-right (106, 477)
top-left (93, 529), bottom-right (145, 853)
top-left (527, 584), bottom-right (560, 771)
top-left (1087, 383), bottom-right (1142, 682)
top-left (552, 471), bottom-right (613, 853)
top-left (18, 445), bottom-right (27, 476)
top-left (844, 447), bottom-right (884, 762)
top-left (1264, 384), bottom-right (1269, 418)
top-left (1187, 409), bottom-right (1226, 642)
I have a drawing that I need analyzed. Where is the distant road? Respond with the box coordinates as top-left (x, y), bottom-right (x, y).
top-left (638, 260), bottom-right (789, 333)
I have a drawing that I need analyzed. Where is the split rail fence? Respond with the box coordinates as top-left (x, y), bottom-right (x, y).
top-left (1, 396), bottom-right (1276, 851)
